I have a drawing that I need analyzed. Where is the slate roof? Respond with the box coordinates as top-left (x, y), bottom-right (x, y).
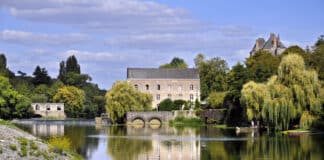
top-left (263, 33), bottom-right (285, 50)
top-left (127, 68), bottom-right (199, 79)
top-left (250, 33), bottom-right (286, 55)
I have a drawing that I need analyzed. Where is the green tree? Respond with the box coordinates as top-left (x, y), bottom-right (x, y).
top-left (58, 61), bottom-right (67, 82)
top-left (241, 54), bottom-right (321, 130)
top-left (53, 86), bottom-right (86, 118)
top-left (66, 55), bottom-right (81, 74)
top-left (0, 76), bottom-right (32, 119)
top-left (105, 81), bottom-right (152, 122)
top-left (160, 57), bottom-right (188, 69)
top-left (245, 50), bottom-right (280, 82)
top-left (224, 63), bottom-right (251, 126)
top-left (310, 35), bottom-right (324, 80)
top-left (158, 98), bottom-right (174, 111)
top-left (195, 54), bottom-right (229, 100)
top-left (280, 45), bottom-right (311, 66)
top-left (241, 81), bottom-right (268, 121)
top-left (207, 92), bottom-right (227, 109)
top-left (32, 65), bottom-right (51, 85)
top-left (0, 54), bottom-right (14, 78)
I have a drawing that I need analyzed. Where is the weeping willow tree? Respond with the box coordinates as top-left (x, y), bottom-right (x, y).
top-left (241, 54), bottom-right (321, 130)
top-left (241, 81), bottom-right (268, 121)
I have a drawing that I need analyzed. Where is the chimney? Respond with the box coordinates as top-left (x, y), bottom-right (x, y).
top-left (273, 35), bottom-right (278, 48)
top-left (255, 39), bottom-right (259, 50)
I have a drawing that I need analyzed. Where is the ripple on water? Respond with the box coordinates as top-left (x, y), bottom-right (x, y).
top-left (87, 135), bottom-right (248, 142)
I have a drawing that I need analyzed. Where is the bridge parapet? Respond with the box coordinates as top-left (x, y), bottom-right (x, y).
top-left (126, 111), bottom-right (173, 124)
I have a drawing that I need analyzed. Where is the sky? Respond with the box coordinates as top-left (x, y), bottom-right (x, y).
top-left (0, 0), bottom-right (323, 89)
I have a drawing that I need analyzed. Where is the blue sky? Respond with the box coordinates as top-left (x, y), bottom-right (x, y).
top-left (0, 0), bottom-right (323, 89)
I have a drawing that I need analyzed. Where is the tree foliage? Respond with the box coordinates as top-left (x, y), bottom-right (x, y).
top-left (32, 65), bottom-right (51, 85)
top-left (207, 92), bottom-right (227, 109)
top-left (53, 86), bottom-right (86, 118)
top-left (241, 54), bottom-right (321, 130)
top-left (0, 76), bottom-right (32, 119)
top-left (159, 57), bottom-right (188, 69)
top-left (66, 55), bottom-right (81, 74)
top-left (105, 81), bottom-right (152, 122)
top-left (245, 50), bottom-right (280, 82)
top-left (158, 98), bottom-right (174, 111)
top-left (195, 54), bottom-right (229, 100)
top-left (310, 35), bottom-right (324, 80)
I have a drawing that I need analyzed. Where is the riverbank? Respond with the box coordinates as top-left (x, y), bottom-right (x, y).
top-left (0, 119), bottom-right (80, 160)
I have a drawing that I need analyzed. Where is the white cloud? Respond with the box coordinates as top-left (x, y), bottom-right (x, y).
top-left (0, 30), bottom-right (88, 46)
top-left (61, 50), bottom-right (126, 62)
top-left (1, 0), bottom-right (208, 34)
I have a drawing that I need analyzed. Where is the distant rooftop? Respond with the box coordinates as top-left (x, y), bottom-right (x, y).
top-left (127, 68), bottom-right (199, 79)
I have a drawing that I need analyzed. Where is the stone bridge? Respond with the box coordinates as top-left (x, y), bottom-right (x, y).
top-left (126, 111), bottom-right (173, 124)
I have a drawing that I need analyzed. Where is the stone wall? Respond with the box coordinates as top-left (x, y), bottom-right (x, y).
top-left (31, 103), bottom-right (66, 118)
top-left (127, 79), bottom-right (200, 108)
top-left (126, 111), bottom-right (173, 124)
top-left (200, 109), bottom-right (227, 124)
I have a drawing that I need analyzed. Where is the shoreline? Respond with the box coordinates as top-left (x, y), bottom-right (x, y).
top-left (0, 121), bottom-right (76, 160)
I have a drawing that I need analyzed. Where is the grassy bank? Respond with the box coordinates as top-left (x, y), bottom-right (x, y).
top-left (169, 117), bottom-right (204, 126)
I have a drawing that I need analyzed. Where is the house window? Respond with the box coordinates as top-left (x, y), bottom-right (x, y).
top-left (57, 106), bottom-right (61, 111)
top-left (156, 94), bottom-right (160, 101)
top-left (168, 94), bottom-right (172, 99)
top-left (35, 104), bottom-right (40, 110)
top-left (134, 84), bottom-right (138, 90)
top-left (157, 84), bottom-right (161, 90)
top-left (46, 105), bottom-right (51, 111)
top-left (190, 84), bottom-right (194, 90)
top-left (145, 84), bottom-right (149, 90)
top-left (190, 94), bottom-right (194, 101)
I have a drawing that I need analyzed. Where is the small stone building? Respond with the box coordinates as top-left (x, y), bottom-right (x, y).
top-left (250, 33), bottom-right (286, 56)
top-left (31, 103), bottom-right (66, 118)
top-left (127, 68), bottom-right (200, 109)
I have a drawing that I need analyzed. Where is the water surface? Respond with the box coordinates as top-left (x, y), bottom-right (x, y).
top-left (15, 122), bottom-right (324, 160)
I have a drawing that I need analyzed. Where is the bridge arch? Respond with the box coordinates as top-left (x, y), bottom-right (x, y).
top-left (131, 117), bottom-right (145, 124)
top-left (126, 111), bottom-right (173, 126)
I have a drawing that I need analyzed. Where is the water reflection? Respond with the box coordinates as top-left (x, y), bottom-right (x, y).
top-left (15, 122), bottom-right (324, 160)
top-left (32, 123), bottom-right (64, 136)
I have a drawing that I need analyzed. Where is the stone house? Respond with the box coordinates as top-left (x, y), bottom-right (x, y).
top-left (250, 33), bottom-right (286, 56)
top-left (127, 68), bottom-right (200, 109)
top-left (31, 103), bottom-right (66, 118)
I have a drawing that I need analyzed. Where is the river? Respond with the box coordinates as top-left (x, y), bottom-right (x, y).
top-left (14, 121), bottom-right (324, 160)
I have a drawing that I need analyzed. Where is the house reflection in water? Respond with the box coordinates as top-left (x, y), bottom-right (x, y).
top-left (32, 124), bottom-right (64, 137)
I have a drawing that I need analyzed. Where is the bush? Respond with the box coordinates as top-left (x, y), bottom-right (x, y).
top-left (18, 145), bottom-right (27, 157)
top-left (30, 141), bottom-right (38, 150)
top-left (48, 136), bottom-right (72, 154)
top-left (173, 100), bottom-right (186, 110)
top-left (158, 99), bottom-right (174, 111)
top-left (17, 137), bottom-right (28, 146)
top-left (169, 117), bottom-right (204, 126)
top-left (9, 144), bottom-right (17, 151)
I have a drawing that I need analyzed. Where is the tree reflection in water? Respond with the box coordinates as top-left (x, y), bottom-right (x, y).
top-left (107, 126), bottom-right (152, 160)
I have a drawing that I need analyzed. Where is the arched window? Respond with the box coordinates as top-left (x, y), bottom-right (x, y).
top-left (57, 106), bottom-right (61, 111)
top-left (145, 84), bottom-right (149, 90)
top-left (157, 84), bottom-right (161, 90)
top-left (35, 104), bottom-right (40, 110)
top-left (156, 94), bottom-right (160, 100)
top-left (46, 105), bottom-right (51, 111)
top-left (134, 84), bottom-right (138, 90)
